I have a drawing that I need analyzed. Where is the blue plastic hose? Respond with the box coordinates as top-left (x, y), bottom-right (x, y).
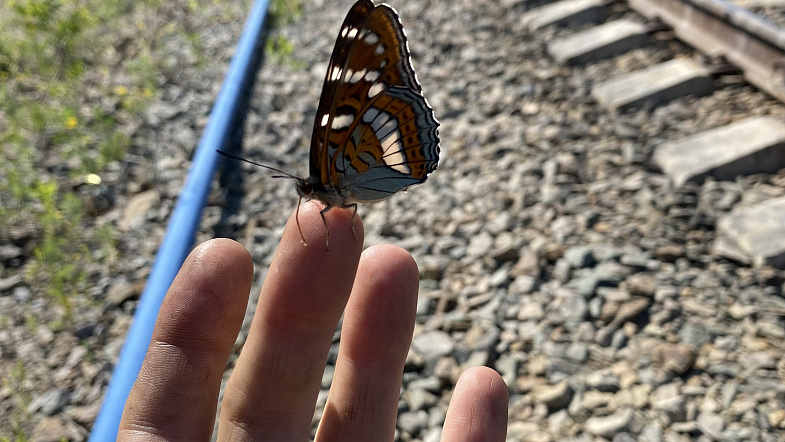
top-left (89, 1), bottom-right (270, 439)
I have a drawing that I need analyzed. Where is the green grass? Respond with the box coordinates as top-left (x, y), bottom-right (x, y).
top-left (0, 361), bottom-right (32, 442)
top-left (0, 0), bottom-right (304, 324)
top-left (265, 0), bottom-right (303, 66)
top-left (0, 0), bottom-right (158, 320)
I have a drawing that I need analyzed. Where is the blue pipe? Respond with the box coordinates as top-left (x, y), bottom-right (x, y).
top-left (89, 1), bottom-right (270, 439)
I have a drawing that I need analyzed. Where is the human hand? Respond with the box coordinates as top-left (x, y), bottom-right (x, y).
top-left (118, 202), bottom-right (508, 441)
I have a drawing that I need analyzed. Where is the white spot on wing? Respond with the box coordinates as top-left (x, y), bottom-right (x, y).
top-left (347, 27), bottom-right (358, 39)
top-left (330, 66), bottom-right (342, 81)
top-left (332, 114), bottom-right (354, 130)
top-left (348, 69), bottom-right (367, 83)
top-left (320, 114), bottom-right (329, 126)
top-left (375, 44), bottom-right (385, 55)
top-left (368, 82), bottom-right (385, 98)
top-left (364, 70), bottom-right (380, 82)
top-left (364, 32), bottom-right (379, 45)
top-left (381, 131), bottom-right (410, 174)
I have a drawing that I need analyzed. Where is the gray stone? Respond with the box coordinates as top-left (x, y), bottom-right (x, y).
top-left (652, 383), bottom-right (687, 422)
top-left (563, 245), bottom-right (596, 268)
top-left (697, 411), bottom-right (725, 439)
top-left (610, 329), bottom-right (627, 349)
top-left (565, 342), bottom-right (589, 362)
top-left (397, 409), bottom-right (429, 435)
top-left (548, 20), bottom-right (648, 65)
top-left (32, 416), bottom-right (86, 442)
top-left (517, 301), bottom-right (545, 321)
top-left (640, 422), bottom-right (663, 442)
top-left (28, 388), bottom-right (68, 416)
top-left (740, 351), bottom-right (777, 372)
top-left (495, 352), bottom-right (521, 387)
top-left (522, 0), bottom-right (607, 30)
top-left (461, 351), bottom-right (490, 370)
top-left (678, 322), bottom-right (712, 348)
top-left (714, 196), bottom-right (785, 269)
top-left (720, 381), bottom-right (738, 409)
top-left (654, 117), bottom-right (785, 187)
top-left (321, 365), bottom-right (334, 388)
top-left (626, 273), bottom-right (656, 297)
top-left (406, 388), bottom-right (438, 412)
top-left (422, 427), bottom-right (442, 442)
top-left (13, 285), bottom-right (32, 303)
top-left (706, 361), bottom-right (741, 378)
top-left (532, 380), bottom-right (574, 411)
top-left (594, 261), bottom-right (631, 286)
top-left (0, 274), bottom-right (23, 293)
top-left (418, 255), bottom-right (449, 281)
top-left (107, 279), bottom-right (137, 305)
top-left (611, 297), bottom-right (651, 326)
top-left (653, 343), bottom-right (697, 376)
top-left (407, 376), bottom-right (442, 393)
top-left (510, 275), bottom-right (537, 294)
top-left (412, 331), bottom-right (455, 359)
top-left (585, 408), bottom-right (634, 437)
top-left (592, 58), bottom-right (712, 111)
top-left (569, 271), bottom-right (600, 298)
top-left (119, 190), bottom-right (160, 231)
top-left (467, 231), bottom-right (494, 258)
top-left (586, 371), bottom-right (620, 392)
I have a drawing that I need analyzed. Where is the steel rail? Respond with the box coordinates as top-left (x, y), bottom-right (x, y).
top-left (629, 0), bottom-right (785, 103)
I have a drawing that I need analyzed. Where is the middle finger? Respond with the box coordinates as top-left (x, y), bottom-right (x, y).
top-left (218, 202), bottom-right (364, 440)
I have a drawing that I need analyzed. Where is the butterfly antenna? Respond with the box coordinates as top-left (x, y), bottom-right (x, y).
top-left (216, 150), bottom-right (300, 180)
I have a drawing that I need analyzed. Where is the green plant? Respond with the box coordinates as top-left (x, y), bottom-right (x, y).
top-left (0, 0), bottom-right (158, 321)
top-left (269, 0), bottom-right (302, 27)
top-left (1, 361), bottom-right (32, 441)
top-left (265, 0), bottom-right (304, 67)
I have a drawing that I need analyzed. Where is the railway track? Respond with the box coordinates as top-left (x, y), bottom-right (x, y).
top-left (524, 0), bottom-right (785, 268)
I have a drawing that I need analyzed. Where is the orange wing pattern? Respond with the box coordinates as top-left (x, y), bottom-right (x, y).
top-left (309, 0), bottom-right (440, 202)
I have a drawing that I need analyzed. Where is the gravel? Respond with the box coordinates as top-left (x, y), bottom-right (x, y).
top-left (3, 0), bottom-right (785, 440)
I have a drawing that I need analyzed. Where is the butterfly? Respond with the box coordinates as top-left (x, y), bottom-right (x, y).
top-left (220, 0), bottom-right (440, 249)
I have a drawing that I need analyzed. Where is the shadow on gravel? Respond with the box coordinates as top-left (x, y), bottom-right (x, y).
top-left (214, 30), bottom-right (271, 240)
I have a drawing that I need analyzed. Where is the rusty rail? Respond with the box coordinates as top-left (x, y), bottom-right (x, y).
top-left (629, 0), bottom-right (785, 102)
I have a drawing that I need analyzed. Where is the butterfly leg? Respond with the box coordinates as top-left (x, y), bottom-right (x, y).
top-left (296, 196), bottom-right (307, 246)
top-left (319, 204), bottom-right (333, 251)
top-left (343, 203), bottom-right (359, 242)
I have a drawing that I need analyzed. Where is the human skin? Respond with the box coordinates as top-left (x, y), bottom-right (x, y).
top-left (118, 201), bottom-right (508, 441)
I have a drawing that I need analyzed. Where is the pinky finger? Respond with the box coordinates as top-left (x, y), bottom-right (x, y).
top-left (441, 367), bottom-right (508, 442)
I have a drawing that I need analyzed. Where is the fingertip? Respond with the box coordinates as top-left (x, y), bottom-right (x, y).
top-left (360, 244), bottom-right (418, 285)
top-left (443, 367), bottom-right (509, 442)
top-left (160, 238), bottom-right (253, 346)
top-left (188, 238), bottom-right (253, 278)
top-left (456, 366), bottom-right (509, 406)
top-left (282, 200), bottom-right (364, 254)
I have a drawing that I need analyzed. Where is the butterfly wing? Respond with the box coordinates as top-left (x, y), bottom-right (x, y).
top-left (310, 0), bottom-right (440, 202)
